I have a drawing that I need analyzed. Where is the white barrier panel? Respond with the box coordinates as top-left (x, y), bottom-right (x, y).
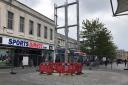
top-left (23, 56), bottom-right (29, 66)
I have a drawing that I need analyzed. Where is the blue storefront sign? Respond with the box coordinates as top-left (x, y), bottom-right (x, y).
top-left (2, 36), bottom-right (53, 49)
top-left (8, 38), bottom-right (28, 47)
top-left (2, 37), bottom-right (29, 47)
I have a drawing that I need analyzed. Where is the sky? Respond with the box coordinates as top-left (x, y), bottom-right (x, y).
top-left (18, 0), bottom-right (128, 51)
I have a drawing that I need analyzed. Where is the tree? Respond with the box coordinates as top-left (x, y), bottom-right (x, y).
top-left (81, 19), bottom-right (117, 60)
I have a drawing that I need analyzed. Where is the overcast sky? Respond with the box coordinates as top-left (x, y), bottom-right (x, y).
top-left (18, 0), bottom-right (128, 51)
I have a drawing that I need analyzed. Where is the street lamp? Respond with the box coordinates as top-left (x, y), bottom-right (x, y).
top-left (87, 47), bottom-right (92, 69)
top-left (87, 47), bottom-right (91, 55)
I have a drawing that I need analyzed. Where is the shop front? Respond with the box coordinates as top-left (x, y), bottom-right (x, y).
top-left (0, 36), bottom-right (54, 68)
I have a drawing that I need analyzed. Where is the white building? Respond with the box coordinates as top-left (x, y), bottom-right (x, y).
top-left (0, 0), bottom-right (55, 67)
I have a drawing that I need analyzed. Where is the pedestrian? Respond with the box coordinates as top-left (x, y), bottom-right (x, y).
top-left (22, 59), bottom-right (24, 69)
top-left (116, 60), bottom-right (118, 66)
top-left (110, 60), bottom-right (113, 69)
top-left (29, 59), bottom-right (33, 67)
top-left (105, 60), bottom-right (108, 67)
top-left (124, 59), bottom-right (127, 67)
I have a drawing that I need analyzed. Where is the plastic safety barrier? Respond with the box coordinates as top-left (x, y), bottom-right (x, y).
top-left (39, 62), bottom-right (83, 75)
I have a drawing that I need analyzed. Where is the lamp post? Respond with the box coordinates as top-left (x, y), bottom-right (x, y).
top-left (87, 47), bottom-right (92, 69)
top-left (87, 47), bottom-right (91, 55)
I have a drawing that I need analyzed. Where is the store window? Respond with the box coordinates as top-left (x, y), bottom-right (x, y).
top-left (7, 11), bottom-right (14, 30)
top-left (29, 20), bottom-right (34, 35)
top-left (19, 16), bottom-right (25, 33)
top-left (0, 37), bottom-right (2, 43)
top-left (0, 49), bottom-right (11, 67)
top-left (50, 29), bottom-right (53, 40)
top-left (44, 26), bottom-right (47, 39)
top-left (37, 23), bottom-right (41, 37)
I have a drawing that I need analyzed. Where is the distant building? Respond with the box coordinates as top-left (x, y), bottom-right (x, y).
top-left (116, 50), bottom-right (128, 60)
top-left (56, 33), bottom-right (78, 49)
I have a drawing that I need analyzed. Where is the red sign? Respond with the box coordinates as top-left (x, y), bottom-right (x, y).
top-left (29, 41), bottom-right (43, 49)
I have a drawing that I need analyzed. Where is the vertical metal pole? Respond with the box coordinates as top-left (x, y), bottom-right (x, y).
top-left (55, 0), bottom-right (79, 63)
top-left (54, 4), bottom-right (57, 63)
top-left (76, 0), bottom-right (80, 50)
top-left (124, 54), bottom-right (128, 70)
top-left (65, 0), bottom-right (69, 63)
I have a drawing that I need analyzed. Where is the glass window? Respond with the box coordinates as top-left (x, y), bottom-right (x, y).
top-left (0, 37), bottom-right (2, 43)
top-left (7, 11), bottom-right (14, 30)
top-left (50, 29), bottom-right (53, 40)
top-left (44, 26), bottom-right (47, 39)
top-left (29, 20), bottom-right (34, 35)
top-left (37, 23), bottom-right (41, 37)
top-left (0, 49), bottom-right (11, 67)
top-left (19, 16), bottom-right (25, 32)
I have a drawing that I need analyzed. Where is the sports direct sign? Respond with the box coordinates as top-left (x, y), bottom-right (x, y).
top-left (29, 41), bottom-right (43, 49)
top-left (2, 37), bottom-right (48, 49)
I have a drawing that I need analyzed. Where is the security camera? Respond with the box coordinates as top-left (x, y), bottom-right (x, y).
top-left (3, 26), bottom-right (6, 29)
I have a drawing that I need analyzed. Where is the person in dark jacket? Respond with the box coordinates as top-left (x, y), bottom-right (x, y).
top-left (124, 59), bottom-right (127, 67)
top-left (105, 60), bottom-right (108, 67)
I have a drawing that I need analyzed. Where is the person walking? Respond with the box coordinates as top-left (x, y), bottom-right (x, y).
top-left (124, 59), bottom-right (127, 67)
top-left (116, 60), bottom-right (119, 66)
top-left (22, 59), bottom-right (24, 69)
top-left (105, 60), bottom-right (108, 67)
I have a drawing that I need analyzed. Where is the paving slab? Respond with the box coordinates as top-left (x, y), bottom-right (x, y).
top-left (17, 70), bottom-right (128, 85)
top-left (0, 67), bottom-right (128, 85)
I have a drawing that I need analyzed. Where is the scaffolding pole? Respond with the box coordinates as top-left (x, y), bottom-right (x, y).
top-left (77, 0), bottom-right (80, 50)
top-left (54, 4), bottom-right (57, 63)
top-left (54, 0), bottom-right (79, 63)
top-left (64, 0), bottom-right (68, 63)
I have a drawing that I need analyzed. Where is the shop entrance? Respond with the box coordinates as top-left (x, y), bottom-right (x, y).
top-left (0, 45), bottom-right (54, 68)
top-left (28, 49), bottom-right (42, 67)
top-left (13, 48), bottom-right (42, 67)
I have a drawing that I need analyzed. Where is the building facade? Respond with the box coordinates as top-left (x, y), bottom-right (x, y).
top-left (55, 33), bottom-right (78, 62)
top-left (0, 0), bottom-right (55, 67)
top-left (56, 33), bottom-right (77, 49)
top-left (116, 50), bottom-right (128, 60)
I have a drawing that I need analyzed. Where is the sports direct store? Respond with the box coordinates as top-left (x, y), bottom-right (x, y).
top-left (0, 0), bottom-right (55, 67)
top-left (0, 36), bottom-right (54, 67)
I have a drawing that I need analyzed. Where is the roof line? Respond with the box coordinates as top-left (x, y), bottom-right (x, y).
top-left (16, 0), bottom-right (54, 22)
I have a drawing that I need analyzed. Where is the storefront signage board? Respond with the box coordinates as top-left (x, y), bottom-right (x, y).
top-left (2, 37), bottom-right (52, 49)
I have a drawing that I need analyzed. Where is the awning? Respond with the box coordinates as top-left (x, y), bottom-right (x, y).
top-left (115, 0), bottom-right (128, 14)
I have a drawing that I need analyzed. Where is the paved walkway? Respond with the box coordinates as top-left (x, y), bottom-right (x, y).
top-left (19, 70), bottom-right (128, 85)
top-left (99, 63), bottom-right (128, 70)
top-left (0, 67), bottom-right (128, 85)
top-left (0, 64), bottom-right (128, 85)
